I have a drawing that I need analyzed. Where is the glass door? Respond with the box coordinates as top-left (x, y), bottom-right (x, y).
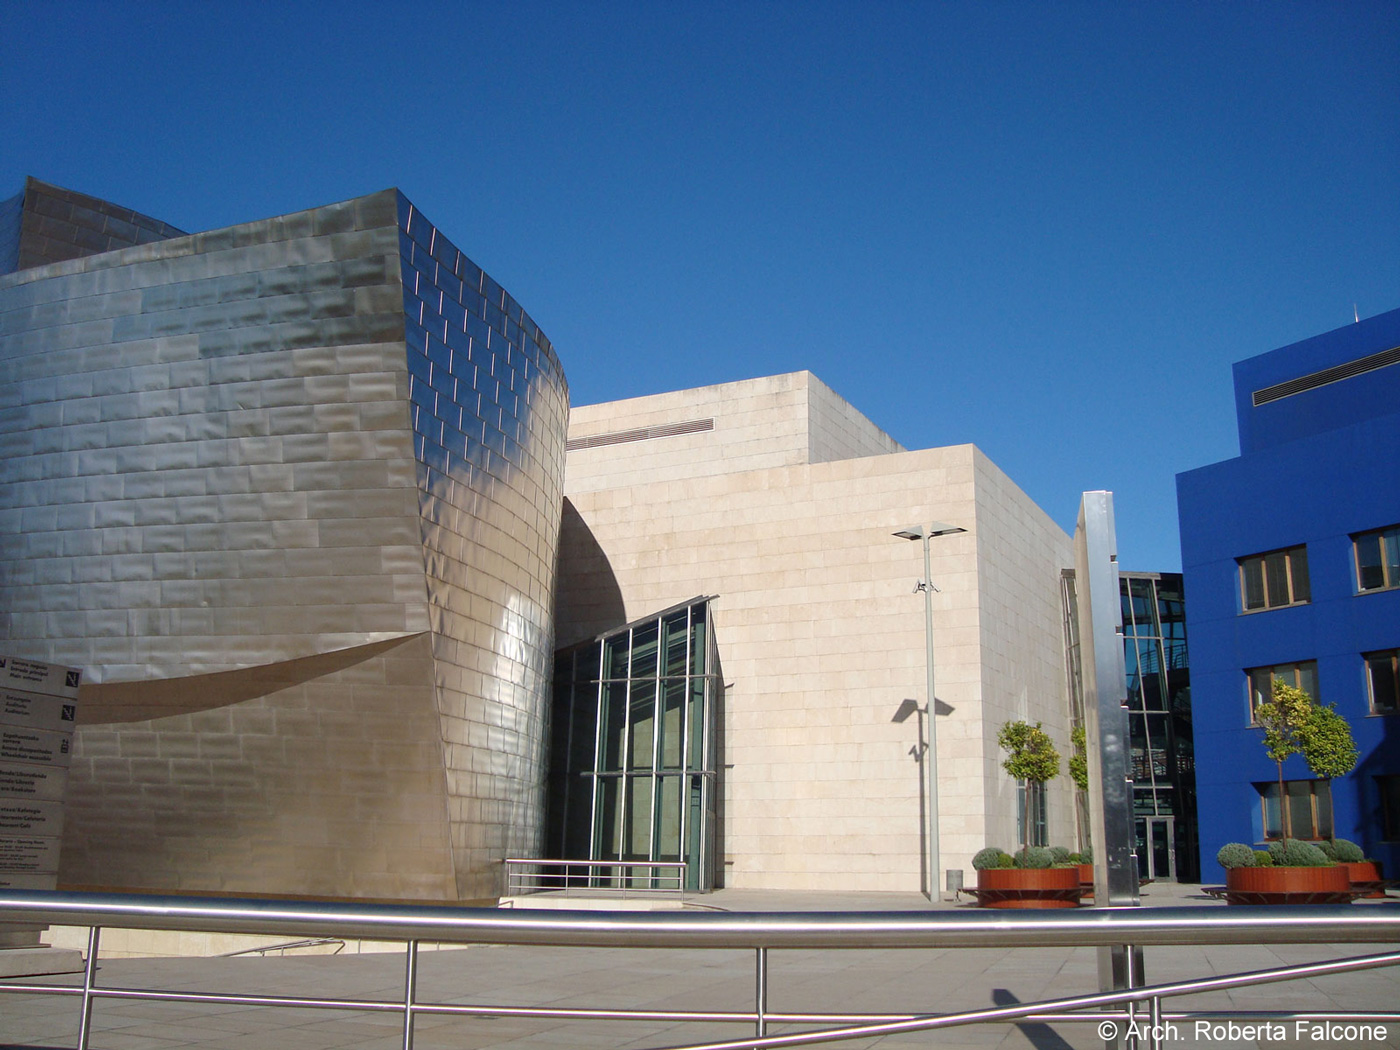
top-left (1134, 816), bottom-right (1176, 881)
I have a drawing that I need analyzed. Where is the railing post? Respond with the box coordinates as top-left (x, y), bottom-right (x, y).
top-left (754, 946), bottom-right (768, 1047)
top-left (1122, 944), bottom-right (1139, 1050)
top-left (1149, 991), bottom-right (1163, 1050)
top-left (76, 925), bottom-right (101, 1050)
top-left (402, 939), bottom-right (419, 1050)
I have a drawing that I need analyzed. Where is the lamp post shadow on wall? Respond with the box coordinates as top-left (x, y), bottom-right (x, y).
top-left (892, 695), bottom-right (955, 899)
top-left (893, 521), bottom-right (966, 900)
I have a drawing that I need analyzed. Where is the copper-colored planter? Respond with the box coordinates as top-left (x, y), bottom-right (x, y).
top-left (1223, 865), bottom-right (1353, 905)
top-left (1341, 860), bottom-right (1386, 898)
top-left (975, 867), bottom-right (1081, 908)
top-left (1077, 863), bottom-right (1094, 900)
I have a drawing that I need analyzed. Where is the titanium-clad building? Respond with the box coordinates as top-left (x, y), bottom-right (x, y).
top-left (3, 180), bottom-right (1092, 904)
top-left (0, 180), bottom-right (569, 900)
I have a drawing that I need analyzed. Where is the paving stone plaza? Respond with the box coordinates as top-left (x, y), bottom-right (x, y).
top-left (3, 883), bottom-right (1398, 1050)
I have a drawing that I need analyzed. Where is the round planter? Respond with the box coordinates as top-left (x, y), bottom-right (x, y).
top-left (1341, 860), bottom-right (1385, 898)
top-left (975, 867), bottom-right (1081, 909)
top-left (1077, 864), bottom-right (1094, 900)
top-left (1223, 865), bottom-right (1353, 905)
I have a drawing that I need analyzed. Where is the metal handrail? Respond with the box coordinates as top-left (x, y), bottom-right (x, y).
top-left (1, 890), bottom-right (1398, 1050)
top-left (503, 857), bottom-right (688, 897)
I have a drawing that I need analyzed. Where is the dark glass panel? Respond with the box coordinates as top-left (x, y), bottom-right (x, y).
top-left (1367, 651), bottom-right (1399, 713)
top-left (600, 681), bottom-right (628, 771)
top-left (630, 621), bottom-right (659, 679)
top-left (569, 676), bottom-right (600, 774)
top-left (603, 635), bottom-right (630, 680)
top-left (1356, 532), bottom-right (1385, 590)
top-left (659, 677), bottom-right (685, 770)
top-left (1264, 551), bottom-right (1291, 606)
top-left (627, 677), bottom-right (656, 770)
top-left (1296, 661), bottom-right (1318, 701)
top-left (1151, 821), bottom-right (1171, 876)
top-left (691, 605), bottom-right (708, 676)
top-left (1260, 784), bottom-right (1282, 839)
top-left (689, 676), bottom-right (707, 769)
top-left (623, 775), bottom-right (653, 860)
top-left (662, 612), bottom-right (689, 677)
top-left (1379, 776), bottom-right (1400, 840)
top-left (687, 775), bottom-right (705, 890)
top-left (1286, 780), bottom-right (1317, 839)
top-left (595, 776), bottom-right (622, 861)
top-left (1129, 577), bottom-right (1157, 633)
top-left (1247, 668), bottom-right (1271, 719)
top-left (1385, 530), bottom-right (1400, 588)
top-left (656, 774), bottom-right (682, 862)
top-left (1123, 640), bottom-right (1142, 710)
top-left (1241, 557), bottom-right (1265, 610)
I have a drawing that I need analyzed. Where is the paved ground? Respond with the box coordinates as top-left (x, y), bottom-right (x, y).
top-left (2, 883), bottom-right (1398, 1050)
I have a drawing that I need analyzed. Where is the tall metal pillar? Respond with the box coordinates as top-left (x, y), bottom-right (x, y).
top-left (1073, 491), bottom-right (1143, 1040)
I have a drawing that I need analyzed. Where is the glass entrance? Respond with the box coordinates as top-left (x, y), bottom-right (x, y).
top-left (547, 598), bottom-right (718, 891)
top-left (1135, 816), bottom-right (1176, 881)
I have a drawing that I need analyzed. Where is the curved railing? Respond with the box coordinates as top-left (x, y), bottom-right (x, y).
top-left (1, 890), bottom-right (1399, 1049)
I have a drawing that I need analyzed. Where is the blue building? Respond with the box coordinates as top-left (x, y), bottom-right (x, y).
top-left (1177, 307), bottom-right (1400, 878)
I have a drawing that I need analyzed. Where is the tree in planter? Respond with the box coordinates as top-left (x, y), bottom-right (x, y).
top-left (1068, 724), bottom-right (1089, 794)
top-left (998, 720), bottom-right (1061, 857)
top-left (1067, 724), bottom-right (1091, 864)
top-left (1299, 700), bottom-right (1358, 843)
top-left (1254, 680), bottom-right (1313, 846)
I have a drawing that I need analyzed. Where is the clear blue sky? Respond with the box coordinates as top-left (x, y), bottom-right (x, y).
top-left (4, 1), bottom-right (1397, 571)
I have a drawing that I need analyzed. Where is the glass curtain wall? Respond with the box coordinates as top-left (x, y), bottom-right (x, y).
top-left (1061, 570), bottom-right (1199, 881)
top-left (547, 599), bottom-right (717, 890)
top-left (1120, 572), bottom-right (1198, 881)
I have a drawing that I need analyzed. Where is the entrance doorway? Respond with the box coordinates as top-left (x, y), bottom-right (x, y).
top-left (1135, 816), bottom-right (1176, 881)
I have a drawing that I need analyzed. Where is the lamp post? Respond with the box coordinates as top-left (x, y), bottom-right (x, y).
top-left (894, 521), bottom-right (965, 899)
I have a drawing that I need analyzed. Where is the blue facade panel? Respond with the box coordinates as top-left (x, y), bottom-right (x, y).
top-left (1234, 308), bottom-right (1400, 455)
top-left (1179, 307), bottom-right (1400, 880)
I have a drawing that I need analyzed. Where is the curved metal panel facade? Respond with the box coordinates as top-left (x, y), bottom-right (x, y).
top-left (0, 186), bottom-right (569, 900)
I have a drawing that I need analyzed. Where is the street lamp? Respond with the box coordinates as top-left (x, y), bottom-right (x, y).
top-left (893, 521), bottom-right (966, 899)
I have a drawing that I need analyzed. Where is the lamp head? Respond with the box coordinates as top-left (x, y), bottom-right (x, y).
top-left (893, 521), bottom-right (965, 541)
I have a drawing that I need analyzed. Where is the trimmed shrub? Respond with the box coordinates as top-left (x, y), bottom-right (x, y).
top-left (1252, 850), bottom-right (1274, 867)
top-left (1316, 839), bottom-right (1339, 861)
top-left (1267, 839), bottom-right (1332, 867)
top-left (972, 847), bottom-right (1008, 871)
top-left (1013, 846), bottom-right (1054, 870)
top-left (1332, 838), bottom-right (1365, 863)
top-left (1067, 852), bottom-right (1083, 864)
top-left (1216, 843), bottom-right (1257, 869)
top-left (1080, 845), bottom-right (1093, 864)
top-left (1049, 846), bottom-right (1072, 864)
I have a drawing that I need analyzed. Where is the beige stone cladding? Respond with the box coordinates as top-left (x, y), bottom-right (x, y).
top-left (556, 431), bottom-right (1075, 892)
top-left (564, 371), bottom-right (903, 495)
top-left (0, 187), bottom-right (569, 901)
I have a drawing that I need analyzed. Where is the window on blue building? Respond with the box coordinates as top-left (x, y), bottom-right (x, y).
top-left (1238, 546), bottom-right (1310, 611)
top-left (1365, 650), bottom-right (1399, 714)
top-left (1354, 525), bottom-right (1400, 592)
top-left (1379, 776), bottom-right (1400, 841)
top-left (1246, 661), bottom-right (1318, 722)
top-left (1257, 780), bottom-right (1332, 840)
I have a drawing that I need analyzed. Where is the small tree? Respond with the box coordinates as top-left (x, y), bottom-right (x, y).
top-left (998, 720), bottom-right (1061, 857)
top-left (1300, 701), bottom-right (1358, 842)
top-left (1254, 680), bottom-right (1314, 846)
top-left (1068, 724), bottom-right (1089, 793)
